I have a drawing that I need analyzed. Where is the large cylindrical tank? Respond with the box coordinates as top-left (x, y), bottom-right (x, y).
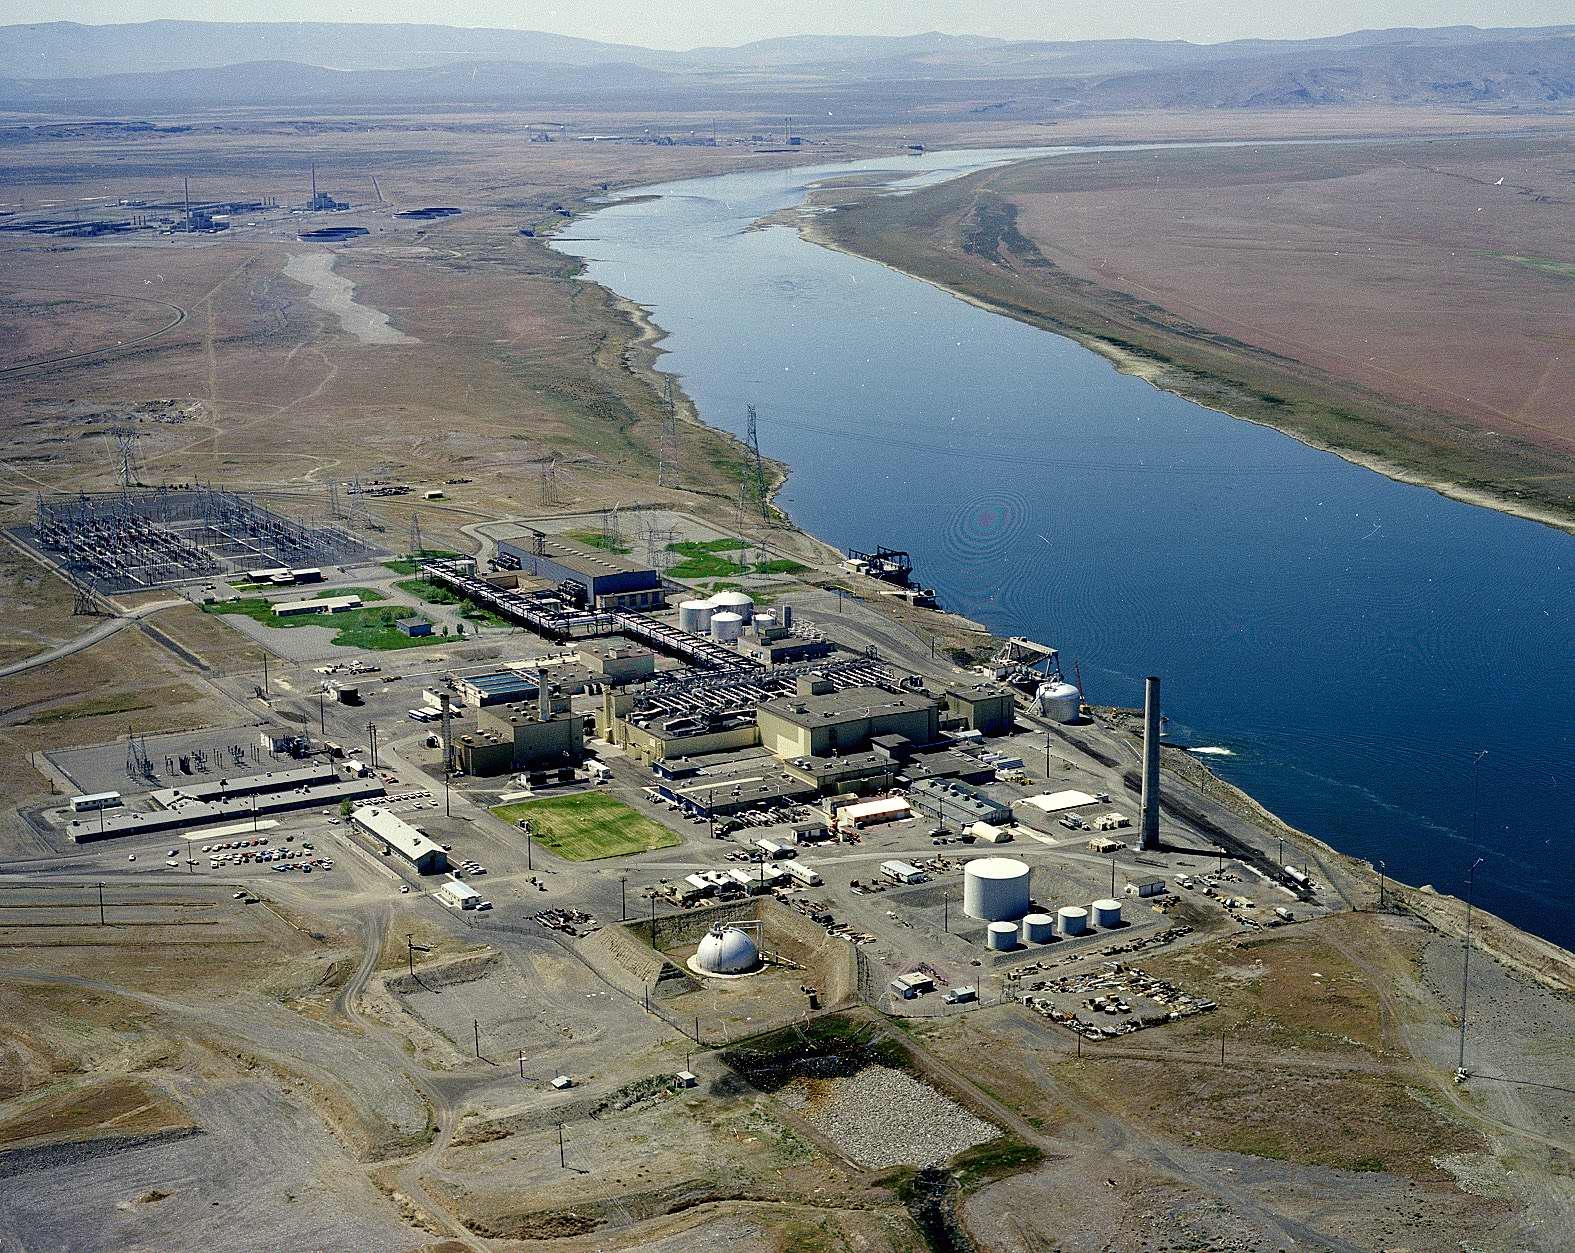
top-left (986, 921), bottom-right (1019, 951)
top-left (709, 612), bottom-right (744, 643)
top-left (1057, 906), bottom-right (1089, 937)
top-left (1091, 898), bottom-right (1123, 928)
top-left (678, 598), bottom-right (715, 634)
top-left (710, 590), bottom-right (754, 623)
top-left (1021, 912), bottom-right (1055, 944)
top-left (963, 857), bottom-right (1031, 921)
top-left (1036, 680), bottom-right (1082, 724)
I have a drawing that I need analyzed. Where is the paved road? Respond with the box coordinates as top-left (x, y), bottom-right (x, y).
top-left (0, 598), bottom-right (187, 681)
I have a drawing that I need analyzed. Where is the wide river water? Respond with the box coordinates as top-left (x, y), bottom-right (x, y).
top-left (553, 146), bottom-right (1574, 949)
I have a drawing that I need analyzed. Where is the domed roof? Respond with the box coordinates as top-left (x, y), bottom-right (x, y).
top-left (710, 590), bottom-right (754, 608)
top-left (694, 924), bottom-right (759, 975)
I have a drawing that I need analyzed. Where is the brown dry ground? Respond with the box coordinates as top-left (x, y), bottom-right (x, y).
top-left (819, 124), bottom-right (1575, 529)
top-left (903, 909), bottom-right (1574, 1251)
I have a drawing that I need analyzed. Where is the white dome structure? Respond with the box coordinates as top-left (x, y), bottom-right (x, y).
top-left (963, 856), bottom-right (1031, 921)
top-left (690, 925), bottom-right (761, 977)
top-left (1035, 680), bottom-right (1082, 724)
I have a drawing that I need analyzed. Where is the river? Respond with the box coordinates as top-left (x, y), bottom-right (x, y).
top-left (552, 146), bottom-right (1574, 949)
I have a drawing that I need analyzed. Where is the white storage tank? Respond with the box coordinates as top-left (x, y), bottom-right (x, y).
top-left (1091, 898), bottom-right (1123, 928)
top-left (709, 612), bottom-right (744, 642)
top-left (1021, 912), bottom-right (1055, 944)
top-left (986, 921), bottom-right (1019, 951)
top-left (710, 589), bottom-right (754, 623)
top-left (753, 611), bottom-right (777, 630)
top-left (678, 598), bottom-right (715, 634)
top-left (1057, 906), bottom-right (1089, 937)
top-left (963, 856), bottom-right (1031, 921)
top-left (1035, 680), bottom-right (1082, 724)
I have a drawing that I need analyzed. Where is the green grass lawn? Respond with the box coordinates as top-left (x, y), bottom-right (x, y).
top-left (565, 529), bottom-right (632, 554)
top-left (382, 549), bottom-right (462, 575)
top-left (489, 793), bottom-right (680, 860)
top-left (666, 538), bottom-right (750, 579)
top-left (395, 576), bottom-right (463, 605)
top-left (754, 558), bottom-right (809, 575)
top-left (202, 587), bottom-right (437, 651)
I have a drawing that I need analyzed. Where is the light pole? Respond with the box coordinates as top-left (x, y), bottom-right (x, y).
top-left (1377, 859), bottom-right (1386, 910)
top-left (1458, 855), bottom-right (1485, 1073)
top-left (620, 875), bottom-right (627, 921)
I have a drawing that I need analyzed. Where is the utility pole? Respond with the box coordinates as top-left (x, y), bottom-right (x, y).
top-left (261, 651), bottom-right (269, 697)
top-left (318, 689), bottom-right (326, 735)
top-left (1458, 856), bottom-right (1485, 1073)
top-left (474, 1018), bottom-right (481, 1059)
top-left (1377, 859), bottom-right (1386, 910)
top-left (620, 876), bottom-right (627, 921)
top-left (557, 1121), bottom-right (566, 1168)
top-left (518, 1051), bottom-right (525, 1080)
top-left (97, 881), bottom-right (105, 926)
top-left (1110, 855), bottom-right (1116, 899)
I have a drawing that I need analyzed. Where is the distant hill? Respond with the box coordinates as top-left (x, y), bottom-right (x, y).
top-left (0, 20), bottom-right (1569, 113)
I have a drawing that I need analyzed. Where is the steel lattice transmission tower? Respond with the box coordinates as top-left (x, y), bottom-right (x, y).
top-left (110, 426), bottom-right (142, 490)
top-left (657, 377), bottom-right (680, 488)
top-left (408, 512), bottom-right (424, 562)
top-left (745, 405), bottom-right (768, 520)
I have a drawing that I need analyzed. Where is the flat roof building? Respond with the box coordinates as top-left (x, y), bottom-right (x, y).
top-left (757, 685), bottom-right (938, 759)
top-left (454, 669), bottom-right (540, 707)
top-left (909, 777), bottom-right (1011, 827)
top-left (944, 684), bottom-right (1017, 736)
top-left (495, 532), bottom-right (664, 610)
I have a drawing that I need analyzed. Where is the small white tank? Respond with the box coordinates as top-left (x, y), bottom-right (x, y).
top-left (1036, 680), bottom-right (1082, 724)
top-left (1021, 912), bottom-right (1055, 944)
top-left (710, 590), bottom-right (754, 623)
top-left (1057, 906), bottom-right (1089, 937)
top-left (710, 612), bottom-right (744, 642)
top-left (678, 598), bottom-right (715, 634)
top-left (1091, 898), bottom-right (1123, 928)
top-left (986, 920), bottom-right (1019, 951)
top-left (753, 611), bottom-right (776, 630)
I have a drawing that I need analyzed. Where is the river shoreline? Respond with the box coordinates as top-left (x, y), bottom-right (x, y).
top-left (551, 154), bottom-right (1574, 981)
top-left (796, 212), bottom-right (1575, 539)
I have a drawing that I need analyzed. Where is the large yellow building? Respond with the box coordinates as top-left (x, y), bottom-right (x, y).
top-left (756, 685), bottom-right (938, 759)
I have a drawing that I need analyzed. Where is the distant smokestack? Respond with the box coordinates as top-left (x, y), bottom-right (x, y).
top-left (439, 693), bottom-right (453, 774)
top-left (310, 161), bottom-right (317, 206)
top-left (1139, 676), bottom-right (1162, 851)
top-left (537, 672), bottom-right (551, 723)
top-left (183, 175), bottom-right (191, 231)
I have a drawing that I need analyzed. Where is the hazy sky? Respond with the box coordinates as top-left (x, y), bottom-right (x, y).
top-left (21, 2), bottom-right (1575, 48)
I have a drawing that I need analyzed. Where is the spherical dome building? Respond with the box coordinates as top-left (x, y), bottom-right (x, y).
top-left (963, 856), bottom-right (1031, 921)
top-left (690, 925), bottom-right (761, 977)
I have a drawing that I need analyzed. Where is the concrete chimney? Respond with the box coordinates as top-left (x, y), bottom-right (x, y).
top-left (1139, 676), bottom-right (1161, 851)
top-left (537, 672), bottom-right (551, 723)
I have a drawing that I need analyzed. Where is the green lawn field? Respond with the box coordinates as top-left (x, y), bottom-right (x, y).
top-left (490, 793), bottom-right (680, 860)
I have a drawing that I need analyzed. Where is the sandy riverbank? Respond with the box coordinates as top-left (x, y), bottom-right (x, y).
top-left (797, 211), bottom-right (1575, 538)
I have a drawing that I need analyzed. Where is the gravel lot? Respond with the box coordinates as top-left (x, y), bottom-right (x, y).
top-left (781, 1065), bottom-right (996, 1169)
